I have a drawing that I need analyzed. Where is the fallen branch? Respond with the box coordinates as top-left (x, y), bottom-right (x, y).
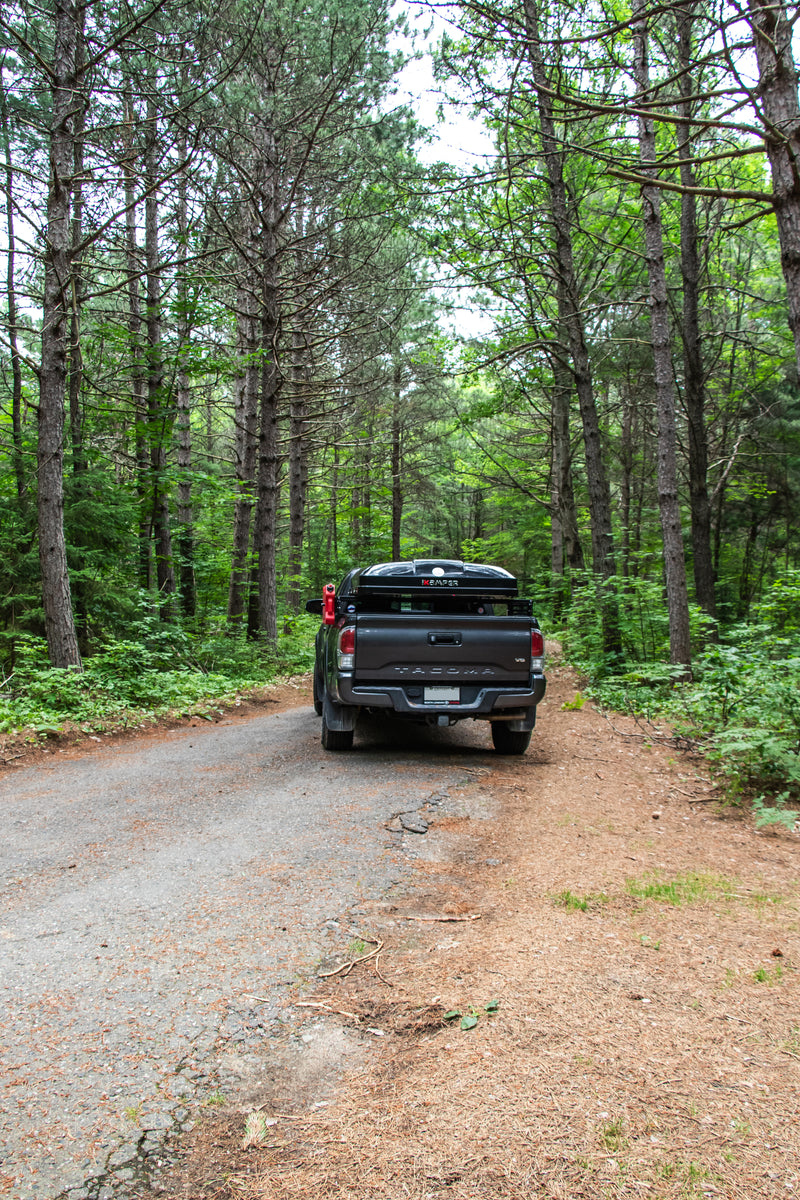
top-left (406, 914), bottom-right (482, 923)
top-left (295, 1000), bottom-right (360, 1020)
top-left (318, 938), bottom-right (384, 979)
top-left (373, 950), bottom-right (393, 987)
top-left (667, 786), bottom-right (721, 804)
top-left (598, 707), bottom-right (704, 752)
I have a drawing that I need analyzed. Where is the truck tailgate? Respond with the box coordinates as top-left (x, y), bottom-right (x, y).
top-left (354, 614), bottom-right (531, 684)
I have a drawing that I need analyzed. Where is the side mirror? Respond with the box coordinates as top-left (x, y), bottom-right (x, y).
top-left (305, 598), bottom-right (323, 616)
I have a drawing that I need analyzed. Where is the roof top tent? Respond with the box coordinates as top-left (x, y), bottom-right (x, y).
top-left (339, 559), bottom-right (519, 599)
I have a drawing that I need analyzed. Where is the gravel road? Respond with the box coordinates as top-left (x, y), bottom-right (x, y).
top-left (0, 697), bottom-right (496, 1200)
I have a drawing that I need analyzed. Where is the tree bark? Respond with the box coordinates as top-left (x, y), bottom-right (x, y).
top-left (122, 87), bottom-right (151, 593)
top-left (676, 1), bottom-right (716, 619)
top-left (175, 140), bottom-right (196, 619)
top-left (524, 0), bottom-right (620, 656)
top-left (0, 63), bottom-right (25, 503)
top-left (38, 0), bottom-right (82, 669)
top-left (550, 328), bottom-right (584, 574)
top-left (67, 5), bottom-right (85, 479)
top-left (227, 219), bottom-right (260, 624)
top-left (67, 3), bottom-right (88, 651)
top-left (286, 219), bottom-right (310, 620)
top-left (253, 130), bottom-right (281, 644)
top-left (144, 92), bottom-right (175, 617)
top-left (747, 0), bottom-right (800, 374)
top-left (633, 0), bottom-right (692, 671)
top-left (391, 363), bottom-right (403, 561)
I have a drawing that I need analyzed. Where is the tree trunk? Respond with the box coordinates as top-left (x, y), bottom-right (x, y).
top-left (67, 4), bottom-right (88, 651)
top-left (524, 0), bottom-right (620, 656)
top-left (175, 141), bottom-right (196, 619)
top-left (330, 438), bottom-right (339, 567)
top-left (38, 0), bottom-right (82, 669)
top-left (0, 64), bottom-right (25, 503)
top-left (357, 408), bottom-right (374, 561)
top-left (122, 88), bottom-right (151, 593)
top-left (619, 384), bottom-right (634, 582)
top-left (633, 0), bottom-right (692, 671)
top-left (747, 0), bottom-right (800, 374)
top-left (144, 92), bottom-right (175, 617)
top-left (285, 325), bottom-right (309, 619)
top-left (391, 363), bottom-right (403, 560)
top-left (67, 5), bottom-right (85, 479)
top-left (676, 1), bottom-right (716, 619)
top-left (550, 334), bottom-right (584, 573)
top-left (253, 133), bottom-right (281, 644)
top-left (286, 223), bottom-right (309, 620)
top-left (227, 238), bottom-right (260, 624)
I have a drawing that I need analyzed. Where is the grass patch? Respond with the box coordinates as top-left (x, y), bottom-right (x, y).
top-left (753, 963), bottom-right (784, 985)
top-left (599, 1118), bottom-right (628, 1152)
top-left (748, 888), bottom-right (785, 909)
top-left (553, 889), bottom-right (609, 912)
top-left (625, 870), bottom-right (735, 907)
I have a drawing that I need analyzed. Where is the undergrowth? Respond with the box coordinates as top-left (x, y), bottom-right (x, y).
top-left (560, 570), bottom-right (800, 831)
top-left (0, 616), bottom-right (317, 742)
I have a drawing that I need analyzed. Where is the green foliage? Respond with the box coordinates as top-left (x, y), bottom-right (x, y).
top-left (752, 794), bottom-right (800, 831)
top-left (565, 569), bottom-right (800, 825)
top-left (0, 620), bottom-right (316, 737)
top-left (752, 963), bottom-right (784, 985)
top-left (442, 1001), bottom-right (499, 1031)
top-left (625, 871), bottom-right (734, 906)
top-left (562, 573), bottom-right (715, 670)
top-left (554, 889), bottom-right (590, 911)
top-left (553, 889), bottom-right (608, 911)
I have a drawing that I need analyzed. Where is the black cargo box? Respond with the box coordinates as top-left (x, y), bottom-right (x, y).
top-left (339, 559), bottom-right (519, 598)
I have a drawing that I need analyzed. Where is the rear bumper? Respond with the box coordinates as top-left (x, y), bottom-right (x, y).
top-left (335, 673), bottom-right (546, 718)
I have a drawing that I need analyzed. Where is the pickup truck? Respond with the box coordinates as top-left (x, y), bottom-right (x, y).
top-left (305, 559), bottom-right (546, 753)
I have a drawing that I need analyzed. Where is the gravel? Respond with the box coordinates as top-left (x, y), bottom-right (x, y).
top-left (0, 702), bottom-right (492, 1199)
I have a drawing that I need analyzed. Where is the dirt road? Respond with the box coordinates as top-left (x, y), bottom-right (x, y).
top-left (0, 684), bottom-right (508, 1200)
top-left (3, 668), bottom-right (799, 1200)
top-left (134, 668), bottom-right (798, 1200)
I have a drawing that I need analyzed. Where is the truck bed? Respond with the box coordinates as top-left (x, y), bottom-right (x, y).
top-left (353, 612), bottom-right (532, 684)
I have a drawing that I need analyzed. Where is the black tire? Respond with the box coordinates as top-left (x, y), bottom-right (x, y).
top-left (491, 723), bottom-right (532, 755)
top-left (313, 668), bottom-right (324, 716)
top-left (321, 714), bottom-right (354, 751)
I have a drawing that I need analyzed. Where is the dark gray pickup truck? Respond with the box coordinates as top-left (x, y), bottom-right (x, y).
top-left (305, 559), bottom-right (546, 753)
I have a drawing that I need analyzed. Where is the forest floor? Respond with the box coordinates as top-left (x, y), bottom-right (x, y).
top-left (119, 665), bottom-right (799, 1199)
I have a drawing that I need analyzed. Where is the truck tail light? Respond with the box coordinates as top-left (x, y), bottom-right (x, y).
top-left (531, 629), bottom-right (545, 670)
top-left (323, 582), bottom-right (336, 625)
top-left (338, 626), bottom-right (355, 670)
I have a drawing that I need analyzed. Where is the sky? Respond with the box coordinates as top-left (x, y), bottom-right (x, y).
top-left (391, 1), bottom-right (496, 168)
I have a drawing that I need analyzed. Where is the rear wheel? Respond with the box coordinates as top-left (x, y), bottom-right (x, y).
top-left (491, 723), bottom-right (532, 755)
top-left (321, 714), bottom-right (354, 751)
top-left (313, 668), bottom-right (324, 716)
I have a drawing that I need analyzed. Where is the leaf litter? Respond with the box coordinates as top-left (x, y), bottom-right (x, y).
top-left (135, 667), bottom-right (800, 1200)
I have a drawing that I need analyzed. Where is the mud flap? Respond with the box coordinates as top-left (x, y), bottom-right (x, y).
top-left (323, 694), bottom-right (358, 731)
top-left (505, 707), bottom-right (537, 732)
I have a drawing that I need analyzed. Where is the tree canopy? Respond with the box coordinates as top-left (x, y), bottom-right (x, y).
top-left (1, 0), bottom-right (800, 813)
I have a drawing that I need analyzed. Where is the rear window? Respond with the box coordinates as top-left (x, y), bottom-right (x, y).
top-left (351, 594), bottom-right (524, 616)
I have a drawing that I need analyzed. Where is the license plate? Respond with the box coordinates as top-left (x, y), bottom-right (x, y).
top-left (424, 686), bottom-right (460, 704)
